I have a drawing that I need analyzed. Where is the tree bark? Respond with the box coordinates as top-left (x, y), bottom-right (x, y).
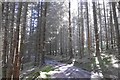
top-left (109, 3), bottom-right (114, 49)
top-left (86, 1), bottom-right (90, 54)
top-left (92, 2), bottom-right (100, 56)
top-left (19, 2), bottom-right (28, 72)
top-left (13, 3), bottom-right (22, 80)
top-left (2, 2), bottom-right (9, 79)
top-left (35, 2), bottom-right (41, 66)
top-left (68, 1), bottom-right (73, 59)
top-left (6, 3), bottom-right (15, 79)
top-left (112, 2), bottom-right (120, 59)
top-left (98, 2), bottom-right (103, 51)
top-left (81, 0), bottom-right (84, 57)
top-left (41, 2), bottom-right (48, 65)
top-left (103, 0), bottom-right (108, 50)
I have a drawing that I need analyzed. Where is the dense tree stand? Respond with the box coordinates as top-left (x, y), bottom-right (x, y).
top-left (1, 0), bottom-right (120, 80)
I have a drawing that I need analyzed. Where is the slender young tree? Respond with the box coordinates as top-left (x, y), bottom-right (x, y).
top-left (86, 1), bottom-right (90, 54)
top-left (68, 0), bottom-right (73, 60)
top-left (80, 0), bottom-right (84, 57)
top-left (19, 3), bottom-right (28, 71)
top-left (92, 2), bottom-right (100, 56)
top-left (98, 2), bottom-right (103, 51)
top-left (103, 0), bottom-right (108, 50)
top-left (109, 3), bottom-right (114, 49)
top-left (78, 2), bottom-right (81, 58)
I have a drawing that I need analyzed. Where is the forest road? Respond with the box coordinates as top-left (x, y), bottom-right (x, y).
top-left (45, 59), bottom-right (101, 79)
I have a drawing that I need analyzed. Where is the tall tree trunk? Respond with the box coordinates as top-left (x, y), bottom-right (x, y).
top-left (6, 3), bottom-right (15, 79)
top-left (41, 2), bottom-right (48, 65)
top-left (86, 1), bottom-right (90, 54)
top-left (35, 2), bottom-right (41, 66)
top-left (78, 2), bottom-right (82, 58)
top-left (68, 1), bottom-right (73, 59)
top-left (77, 3), bottom-right (81, 57)
top-left (36, 2), bottom-right (48, 66)
top-left (109, 4), bottom-right (114, 49)
top-left (2, 2), bottom-right (9, 79)
top-left (80, 0), bottom-right (84, 57)
top-left (13, 3), bottom-right (22, 80)
top-left (92, 2), bottom-right (100, 56)
top-left (112, 2), bottom-right (120, 59)
top-left (103, 0), bottom-right (108, 50)
top-left (28, 3), bottom-right (34, 62)
top-left (98, 2), bottom-right (103, 51)
top-left (92, 2), bottom-right (106, 77)
top-left (106, 9), bottom-right (111, 49)
top-left (19, 3), bottom-right (28, 71)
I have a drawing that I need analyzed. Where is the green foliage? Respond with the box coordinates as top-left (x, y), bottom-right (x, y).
top-left (74, 60), bottom-right (92, 71)
top-left (91, 58), bottom-right (96, 66)
top-left (26, 71), bottom-right (40, 80)
top-left (83, 47), bottom-right (88, 53)
top-left (23, 62), bottom-right (34, 70)
top-left (102, 57), bottom-right (111, 65)
top-left (27, 66), bottom-right (54, 80)
top-left (41, 66), bottom-right (54, 72)
top-left (33, 72), bottom-right (40, 78)
top-left (45, 74), bottom-right (51, 77)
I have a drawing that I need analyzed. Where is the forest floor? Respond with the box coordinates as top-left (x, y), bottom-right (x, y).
top-left (43, 59), bottom-right (100, 78)
top-left (20, 49), bottom-right (119, 80)
top-left (43, 49), bottom-right (119, 79)
top-left (21, 59), bottom-right (100, 80)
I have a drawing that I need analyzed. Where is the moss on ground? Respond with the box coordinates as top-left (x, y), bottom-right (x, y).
top-left (26, 65), bottom-right (54, 80)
